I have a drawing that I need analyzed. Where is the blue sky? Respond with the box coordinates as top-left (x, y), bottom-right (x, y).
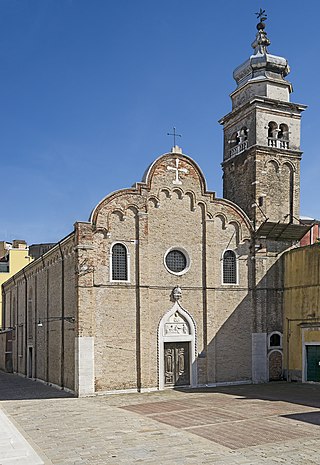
top-left (1, 0), bottom-right (319, 244)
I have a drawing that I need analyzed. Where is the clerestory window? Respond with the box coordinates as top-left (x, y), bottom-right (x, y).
top-left (111, 243), bottom-right (128, 281)
top-left (222, 250), bottom-right (237, 284)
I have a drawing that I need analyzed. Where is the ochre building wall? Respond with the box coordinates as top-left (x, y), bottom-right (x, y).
top-left (283, 245), bottom-right (320, 382)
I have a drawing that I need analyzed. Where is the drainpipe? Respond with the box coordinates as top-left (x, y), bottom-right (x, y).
top-left (46, 263), bottom-right (49, 383)
top-left (58, 243), bottom-right (65, 389)
top-left (2, 288), bottom-right (5, 330)
top-left (22, 269), bottom-right (28, 376)
top-left (286, 317), bottom-right (290, 381)
top-left (135, 217), bottom-right (141, 392)
top-left (34, 274), bottom-right (37, 379)
top-left (14, 276), bottom-right (19, 372)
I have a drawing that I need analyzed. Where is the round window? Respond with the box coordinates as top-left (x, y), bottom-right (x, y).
top-left (164, 248), bottom-right (189, 275)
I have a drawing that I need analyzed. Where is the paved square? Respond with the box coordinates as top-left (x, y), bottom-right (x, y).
top-left (0, 372), bottom-right (320, 464)
top-left (121, 386), bottom-right (320, 450)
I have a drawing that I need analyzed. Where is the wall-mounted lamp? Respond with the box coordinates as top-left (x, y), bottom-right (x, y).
top-left (37, 316), bottom-right (75, 327)
top-left (0, 326), bottom-right (16, 332)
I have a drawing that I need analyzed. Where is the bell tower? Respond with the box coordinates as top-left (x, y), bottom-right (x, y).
top-left (219, 14), bottom-right (307, 228)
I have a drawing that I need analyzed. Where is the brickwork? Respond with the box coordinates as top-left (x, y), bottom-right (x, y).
top-left (83, 152), bottom-right (253, 392)
top-left (2, 235), bottom-right (76, 391)
top-left (269, 350), bottom-right (283, 380)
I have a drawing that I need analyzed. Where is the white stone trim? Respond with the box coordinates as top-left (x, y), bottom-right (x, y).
top-left (158, 302), bottom-right (197, 390)
top-left (197, 380), bottom-right (251, 388)
top-left (75, 336), bottom-right (95, 396)
top-left (109, 241), bottom-right (131, 283)
top-left (91, 386), bottom-right (160, 396)
top-left (35, 377), bottom-right (76, 394)
top-left (252, 333), bottom-right (268, 383)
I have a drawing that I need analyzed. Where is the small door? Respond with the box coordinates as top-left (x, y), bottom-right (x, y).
top-left (306, 345), bottom-right (320, 382)
top-left (164, 342), bottom-right (190, 386)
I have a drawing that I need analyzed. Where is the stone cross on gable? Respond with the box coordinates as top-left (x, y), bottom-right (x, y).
top-left (167, 158), bottom-right (188, 185)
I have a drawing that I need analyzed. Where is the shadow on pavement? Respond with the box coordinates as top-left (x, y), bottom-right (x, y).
top-left (281, 411), bottom-right (320, 426)
top-left (0, 371), bottom-right (74, 401)
top-left (175, 381), bottom-right (320, 409)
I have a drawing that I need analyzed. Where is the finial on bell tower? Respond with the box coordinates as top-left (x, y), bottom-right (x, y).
top-left (255, 8), bottom-right (267, 24)
top-left (252, 9), bottom-right (271, 55)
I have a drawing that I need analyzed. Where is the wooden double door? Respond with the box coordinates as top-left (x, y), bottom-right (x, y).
top-left (164, 342), bottom-right (190, 387)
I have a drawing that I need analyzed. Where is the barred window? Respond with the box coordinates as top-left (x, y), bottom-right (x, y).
top-left (112, 243), bottom-right (128, 281)
top-left (270, 333), bottom-right (281, 347)
top-left (223, 250), bottom-right (237, 284)
top-left (165, 250), bottom-right (187, 273)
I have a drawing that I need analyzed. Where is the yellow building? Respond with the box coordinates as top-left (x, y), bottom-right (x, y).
top-left (0, 240), bottom-right (33, 329)
top-left (283, 244), bottom-right (320, 383)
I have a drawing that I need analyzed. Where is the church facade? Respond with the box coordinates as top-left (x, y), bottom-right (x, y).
top-left (1, 18), bottom-right (309, 396)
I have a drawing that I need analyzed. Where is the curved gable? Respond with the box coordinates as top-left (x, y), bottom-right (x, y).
top-left (89, 149), bottom-right (253, 241)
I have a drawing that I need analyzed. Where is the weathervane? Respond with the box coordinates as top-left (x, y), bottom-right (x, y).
top-left (255, 8), bottom-right (267, 22)
top-left (167, 127), bottom-right (182, 147)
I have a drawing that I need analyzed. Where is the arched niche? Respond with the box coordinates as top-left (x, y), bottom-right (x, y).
top-left (185, 191), bottom-right (196, 212)
top-left (214, 213), bottom-right (227, 230)
top-left (268, 350), bottom-right (283, 381)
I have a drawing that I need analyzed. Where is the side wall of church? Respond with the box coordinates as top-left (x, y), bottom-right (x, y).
top-left (2, 235), bottom-right (77, 392)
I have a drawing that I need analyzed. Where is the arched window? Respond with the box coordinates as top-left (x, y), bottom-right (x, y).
top-left (268, 121), bottom-right (278, 139)
top-left (229, 128), bottom-right (248, 157)
top-left (111, 243), bottom-right (128, 281)
top-left (278, 123), bottom-right (289, 140)
top-left (239, 126), bottom-right (248, 142)
top-left (230, 131), bottom-right (240, 148)
top-left (270, 333), bottom-right (281, 346)
top-left (223, 250), bottom-right (237, 284)
top-left (269, 332), bottom-right (282, 349)
top-left (276, 123), bottom-right (290, 149)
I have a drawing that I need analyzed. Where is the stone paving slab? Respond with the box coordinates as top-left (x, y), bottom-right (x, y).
top-left (0, 409), bottom-right (44, 465)
top-left (0, 373), bottom-right (320, 464)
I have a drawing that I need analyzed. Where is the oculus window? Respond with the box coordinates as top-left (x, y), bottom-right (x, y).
top-left (164, 248), bottom-right (190, 275)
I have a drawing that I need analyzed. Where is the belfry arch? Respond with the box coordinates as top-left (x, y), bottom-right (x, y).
top-left (158, 302), bottom-right (197, 390)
